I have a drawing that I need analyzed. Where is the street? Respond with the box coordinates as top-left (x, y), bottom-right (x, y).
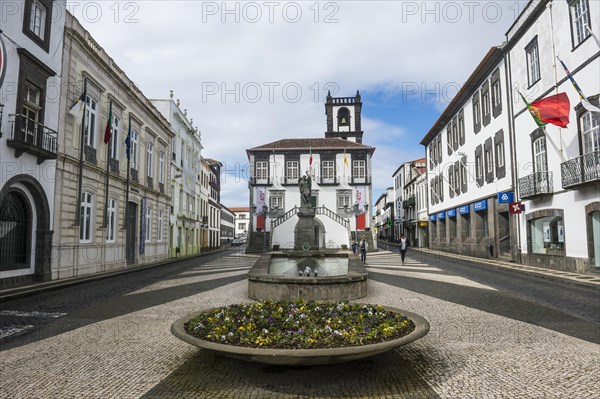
top-left (1, 248), bottom-right (598, 398)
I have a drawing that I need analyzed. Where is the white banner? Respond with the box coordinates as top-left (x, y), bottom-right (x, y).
top-left (254, 187), bottom-right (266, 212)
top-left (355, 186), bottom-right (366, 213)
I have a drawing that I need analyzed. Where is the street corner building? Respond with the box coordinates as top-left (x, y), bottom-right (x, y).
top-left (245, 91), bottom-right (376, 252)
top-left (0, 0), bottom-right (68, 287)
top-left (418, 0), bottom-right (600, 274)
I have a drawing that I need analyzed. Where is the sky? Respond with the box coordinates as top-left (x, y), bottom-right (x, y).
top-left (71, 0), bottom-right (530, 207)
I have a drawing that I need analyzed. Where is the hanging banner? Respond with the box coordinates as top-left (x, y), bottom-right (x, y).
top-left (355, 186), bottom-right (366, 212)
top-left (254, 186), bottom-right (266, 212)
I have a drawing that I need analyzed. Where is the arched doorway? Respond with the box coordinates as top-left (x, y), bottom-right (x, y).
top-left (0, 191), bottom-right (31, 272)
top-left (0, 175), bottom-right (52, 287)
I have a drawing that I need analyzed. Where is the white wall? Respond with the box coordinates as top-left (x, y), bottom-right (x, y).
top-left (509, 0), bottom-right (600, 259)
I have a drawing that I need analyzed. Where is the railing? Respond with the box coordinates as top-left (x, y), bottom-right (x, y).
top-left (271, 206), bottom-right (298, 230)
top-left (561, 151), bottom-right (600, 189)
top-left (7, 114), bottom-right (58, 160)
top-left (270, 205), bottom-right (350, 231)
top-left (316, 206), bottom-right (349, 228)
top-left (518, 171), bottom-right (553, 199)
top-left (403, 196), bottom-right (415, 209)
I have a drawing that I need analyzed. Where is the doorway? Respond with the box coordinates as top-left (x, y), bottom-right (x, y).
top-left (126, 202), bottom-right (137, 265)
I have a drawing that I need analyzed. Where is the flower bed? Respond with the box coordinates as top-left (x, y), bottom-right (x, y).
top-left (184, 298), bottom-right (416, 350)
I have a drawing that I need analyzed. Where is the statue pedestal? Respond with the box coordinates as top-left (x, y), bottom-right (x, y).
top-left (294, 205), bottom-right (318, 251)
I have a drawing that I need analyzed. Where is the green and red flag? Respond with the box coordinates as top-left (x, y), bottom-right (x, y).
top-left (519, 92), bottom-right (570, 128)
top-left (309, 147), bottom-right (313, 166)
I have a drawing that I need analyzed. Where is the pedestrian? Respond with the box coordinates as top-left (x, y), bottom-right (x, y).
top-left (351, 240), bottom-right (357, 255)
top-left (399, 234), bottom-right (408, 265)
top-left (360, 236), bottom-right (368, 264)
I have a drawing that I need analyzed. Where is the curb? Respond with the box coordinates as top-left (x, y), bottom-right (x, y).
top-left (0, 249), bottom-right (226, 303)
top-left (376, 242), bottom-right (600, 290)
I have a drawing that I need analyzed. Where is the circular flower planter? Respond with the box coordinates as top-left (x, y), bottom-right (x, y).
top-left (171, 304), bottom-right (430, 366)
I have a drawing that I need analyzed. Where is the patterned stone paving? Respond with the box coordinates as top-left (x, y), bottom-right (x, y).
top-left (0, 251), bottom-right (598, 398)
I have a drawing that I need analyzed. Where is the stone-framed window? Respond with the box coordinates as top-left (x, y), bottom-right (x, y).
top-left (481, 80), bottom-right (491, 127)
top-left (106, 198), bottom-right (117, 242)
top-left (473, 91), bottom-right (481, 134)
top-left (576, 96), bottom-right (600, 154)
top-left (494, 129), bottom-right (506, 179)
top-left (321, 160), bottom-right (335, 182)
top-left (146, 142), bottom-right (154, 178)
top-left (255, 161), bottom-right (268, 180)
top-left (526, 37), bottom-right (541, 87)
top-left (22, 0), bottom-right (53, 52)
top-left (569, 0), bottom-right (591, 48)
top-left (145, 207), bottom-right (152, 242)
top-left (491, 68), bottom-right (502, 118)
top-left (80, 192), bottom-right (93, 243)
top-left (353, 160), bottom-right (366, 179)
top-left (526, 209), bottom-right (565, 255)
top-left (336, 190), bottom-right (352, 213)
top-left (286, 160), bottom-right (299, 181)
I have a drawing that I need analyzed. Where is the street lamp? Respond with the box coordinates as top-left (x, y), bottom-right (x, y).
top-left (345, 201), bottom-right (369, 243)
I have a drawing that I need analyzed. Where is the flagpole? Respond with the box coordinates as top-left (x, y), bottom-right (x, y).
top-left (124, 114), bottom-right (131, 230)
top-left (103, 99), bottom-right (113, 228)
top-left (75, 78), bottom-right (88, 227)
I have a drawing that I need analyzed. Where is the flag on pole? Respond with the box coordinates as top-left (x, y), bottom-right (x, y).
top-left (519, 92), bottom-right (570, 128)
top-left (343, 148), bottom-right (349, 167)
top-left (125, 122), bottom-right (131, 160)
top-left (68, 89), bottom-right (86, 120)
top-left (309, 147), bottom-right (313, 166)
top-left (103, 109), bottom-right (112, 144)
top-left (557, 57), bottom-right (600, 113)
top-left (587, 25), bottom-right (600, 48)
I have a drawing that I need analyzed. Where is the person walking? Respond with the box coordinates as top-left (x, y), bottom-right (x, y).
top-left (399, 234), bottom-right (408, 265)
top-left (360, 236), bottom-right (368, 264)
top-left (351, 240), bottom-right (357, 255)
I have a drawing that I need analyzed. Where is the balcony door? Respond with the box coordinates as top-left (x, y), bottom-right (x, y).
top-left (533, 137), bottom-right (548, 192)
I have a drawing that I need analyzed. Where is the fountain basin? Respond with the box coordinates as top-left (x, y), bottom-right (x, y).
top-left (247, 252), bottom-right (368, 301)
top-left (171, 306), bottom-right (430, 366)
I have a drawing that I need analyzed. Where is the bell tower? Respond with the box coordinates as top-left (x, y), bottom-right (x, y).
top-left (325, 90), bottom-right (363, 143)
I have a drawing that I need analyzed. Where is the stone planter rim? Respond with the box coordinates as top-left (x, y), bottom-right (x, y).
top-left (171, 304), bottom-right (430, 365)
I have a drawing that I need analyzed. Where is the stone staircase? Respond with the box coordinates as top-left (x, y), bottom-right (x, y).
top-left (246, 231), bottom-right (270, 253)
top-left (350, 231), bottom-right (377, 252)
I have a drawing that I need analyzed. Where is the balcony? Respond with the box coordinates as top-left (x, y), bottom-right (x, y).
top-left (7, 114), bottom-right (58, 164)
top-left (402, 196), bottom-right (415, 209)
top-left (561, 151), bottom-right (600, 189)
top-left (518, 171), bottom-right (553, 199)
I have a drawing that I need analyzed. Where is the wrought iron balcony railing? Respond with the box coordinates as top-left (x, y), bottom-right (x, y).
top-left (561, 151), bottom-right (600, 189)
top-left (518, 171), bottom-right (553, 199)
top-left (7, 113), bottom-right (58, 163)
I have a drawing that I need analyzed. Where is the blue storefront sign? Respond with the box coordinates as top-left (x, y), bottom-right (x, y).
top-left (497, 191), bottom-right (514, 204)
top-left (429, 214), bottom-right (437, 221)
top-left (459, 204), bottom-right (470, 215)
top-left (437, 211), bottom-right (446, 219)
top-left (474, 199), bottom-right (488, 212)
top-left (447, 208), bottom-right (457, 217)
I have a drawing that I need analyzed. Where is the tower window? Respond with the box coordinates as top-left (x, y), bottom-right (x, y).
top-left (337, 107), bottom-right (350, 127)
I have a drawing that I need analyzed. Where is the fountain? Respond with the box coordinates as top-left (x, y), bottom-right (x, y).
top-left (247, 172), bottom-right (368, 301)
top-left (171, 172), bottom-right (429, 366)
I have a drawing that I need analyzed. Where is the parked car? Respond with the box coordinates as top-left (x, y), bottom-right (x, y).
top-left (232, 239), bottom-right (244, 246)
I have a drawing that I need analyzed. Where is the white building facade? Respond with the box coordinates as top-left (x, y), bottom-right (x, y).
top-left (231, 207), bottom-right (250, 238)
top-left (246, 92), bottom-right (375, 252)
top-left (151, 93), bottom-right (203, 257)
top-left (0, 0), bottom-right (67, 287)
top-left (507, 0), bottom-right (600, 273)
top-left (421, 47), bottom-right (515, 260)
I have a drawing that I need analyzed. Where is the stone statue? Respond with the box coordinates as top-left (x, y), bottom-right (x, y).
top-left (299, 173), bottom-right (312, 207)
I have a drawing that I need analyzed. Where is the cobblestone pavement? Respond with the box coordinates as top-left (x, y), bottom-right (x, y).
top-left (1, 250), bottom-right (599, 398)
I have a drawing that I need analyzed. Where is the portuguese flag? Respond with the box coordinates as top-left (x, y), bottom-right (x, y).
top-left (520, 92), bottom-right (570, 128)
